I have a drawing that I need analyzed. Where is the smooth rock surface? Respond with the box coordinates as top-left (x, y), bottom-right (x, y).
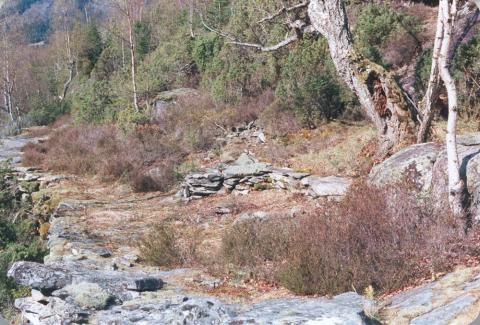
top-left (8, 261), bottom-right (72, 294)
top-left (94, 293), bottom-right (370, 325)
top-left (369, 142), bottom-right (439, 191)
top-left (302, 175), bottom-right (353, 198)
top-left (382, 267), bottom-right (480, 324)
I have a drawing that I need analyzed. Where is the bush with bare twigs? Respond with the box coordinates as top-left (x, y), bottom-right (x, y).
top-left (220, 182), bottom-right (479, 296)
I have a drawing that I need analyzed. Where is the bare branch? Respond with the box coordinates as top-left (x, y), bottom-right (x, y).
top-left (257, 1), bottom-right (309, 24)
top-left (228, 34), bottom-right (298, 52)
top-left (199, 12), bottom-right (236, 41)
top-left (200, 7), bottom-right (315, 53)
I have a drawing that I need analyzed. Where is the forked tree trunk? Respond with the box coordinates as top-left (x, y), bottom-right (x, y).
top-left (417, 1), bottom-right (479, 143)
top-left (417, 4), bottom-right (444, 143)
top-left (308, 0), bottom-right (415, 157)
top-left (438, 0), bottom-right (466, 217)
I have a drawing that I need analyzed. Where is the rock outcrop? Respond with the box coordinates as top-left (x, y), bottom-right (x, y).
top-left (0, 135), bottom-right (43, 165)
top-left (382, 266), bottom-right (480, 324)
top-left (369, 134), bottom-right (480, 221)
top-left (151, 88), bottom-right (199, 118)
top-left (94, 293), bottom-right (371, 324)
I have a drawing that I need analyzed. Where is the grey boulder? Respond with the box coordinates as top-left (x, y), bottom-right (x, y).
top-left (369, 142), bottom-right (439, 191)
top-left (369, 134), bottom-right (480, 220)
top-left (8, 261), bottom-right (72, 294)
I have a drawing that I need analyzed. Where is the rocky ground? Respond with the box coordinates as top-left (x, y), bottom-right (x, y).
top-left (3, 130), bottom-right (480, 324)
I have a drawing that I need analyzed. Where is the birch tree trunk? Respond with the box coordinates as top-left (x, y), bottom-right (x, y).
top-left (127, 10), bottom-right (139, 112)
top-left (438, 0), bottom-right (466, 217)
top-left (2, 24), bottom-right (14, 122)
top-left (417, 6), bottom-right (444, 143)
top-left (60, 28), bottom-right (75, 102)
top-left (307, 0), bottom-right (414, 157)
top-left (417, 1), bottom-right (479, 143)
top-left (189, 0), bottom-right (195, 38)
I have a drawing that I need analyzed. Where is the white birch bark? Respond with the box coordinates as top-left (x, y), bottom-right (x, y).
top-left (2, 24), bottom-right (13, 122)
top-left (417, 5), bottom-right (444, 143)
top-left (438, 0), bottom-right (466, 217)
top-left (128, 16), bottom-right (139, 112)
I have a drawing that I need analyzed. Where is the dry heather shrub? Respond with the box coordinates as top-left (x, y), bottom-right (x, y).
top-left (22, 91), bottom-right (285, 192)
top-left (23, 124), bottom-right (187, 192)
top-left (167, 91), bottom-right (273, 144)
top-left (138, 223), bottom-right (200, 267)
top-left (232, 91), bottom-right (275, 126)
top-left (279, 183), bottom-right (465, 295)
top-left (222, 218), bottom-right (295, 268)
top-left (258, 101), bottom-right (302, 137)
top-left (138, 224), bottom-right (181, 267)
top-left (221, 182), bottom-right (478, 296)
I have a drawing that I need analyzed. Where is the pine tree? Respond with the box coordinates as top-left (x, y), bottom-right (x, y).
top-left (207, 0), bottom-right (230, 27)
top-left (78, 23), bottom-right (103, 76)
top-left (134, 21), bottom-right (151, 61)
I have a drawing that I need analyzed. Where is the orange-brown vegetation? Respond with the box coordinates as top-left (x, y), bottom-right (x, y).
top-left (139, 180), bottom-right (480, 297)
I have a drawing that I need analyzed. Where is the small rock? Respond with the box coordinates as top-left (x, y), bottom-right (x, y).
top-left (97, 248), bottom-right (112, 258)
top-left (21, 193), bottom-right (31, 204)
top-left (64, 282), bottom-right (112, 310)
top-left (233, 189), bottom-right (250, 196)
top-left (196, 279), bottom-right (223, 290)
top-left (15, 297), bottom-right (90, 325)
top-left (290, 206), bottom-right (302, 218)
top-left (223, 163), bottom-right (271, 179)
top-left (233, 211), bottom-right (270, 225)
top-left (302, 176), bottom-right (352, 198)
top-left (257, 131), bottom-right (266, 143)
top-left (220, 151), bottom-right (236, 164)
top-left (234, 153), bottom-right (258, 166)
top-left (224, 178), bottom-right (240, 187)
top-left (14, 166), bottom-right (41, 173)
top-left (31, 289), bottom-right (48, 303)
top-left (126, 277), bottom-right (163, 292)
top-left (215, 207), bottom-right (231, 215)
top-left (123, 253), bottom-right (139, 263)
top-left (19, 174), bottom-right (40, 182)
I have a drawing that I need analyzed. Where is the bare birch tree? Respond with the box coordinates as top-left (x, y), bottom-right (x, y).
top-left (110, 0), bottom-right (146, 112)
top-left (0, 22), bottom-right (15, 122)
top-left (437, 0), bottom-right (466, 216)
top-left (51, 0), bottom-right (85, 102)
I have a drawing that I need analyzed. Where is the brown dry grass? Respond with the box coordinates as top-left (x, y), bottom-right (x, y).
top-left (250, 122), bottom-right (376, 177)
